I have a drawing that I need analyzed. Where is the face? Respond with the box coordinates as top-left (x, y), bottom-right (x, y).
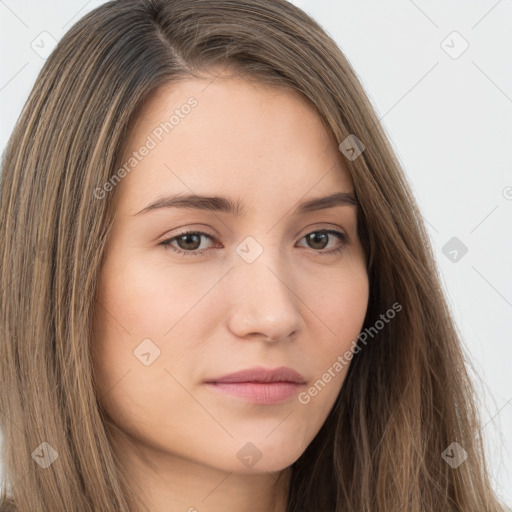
top-left (92, 71), bottom-right (369, 475)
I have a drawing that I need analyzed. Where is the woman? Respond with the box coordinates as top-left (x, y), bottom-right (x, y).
top-left (0, 0), bottom-right (506, 510)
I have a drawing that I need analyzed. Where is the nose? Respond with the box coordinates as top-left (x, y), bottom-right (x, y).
top-left (226, 247), bottom-right (304, 343)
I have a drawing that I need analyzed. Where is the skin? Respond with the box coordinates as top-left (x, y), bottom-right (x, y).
top-left (91, 69), bottom-right (369, 512)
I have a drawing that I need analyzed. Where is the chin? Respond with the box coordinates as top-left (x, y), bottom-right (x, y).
top-left (214, 437), bottom-right (308, 474)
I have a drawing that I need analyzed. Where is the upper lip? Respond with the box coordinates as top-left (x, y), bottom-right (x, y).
top-left (205, 366), bottom-right (306, 384)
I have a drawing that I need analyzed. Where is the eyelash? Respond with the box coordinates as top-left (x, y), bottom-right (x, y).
top-left (158, 229), bottom-right (348, 257)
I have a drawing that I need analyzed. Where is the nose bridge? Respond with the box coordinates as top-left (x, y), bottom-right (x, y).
top-left (227, 238), bottom-right (303, 340)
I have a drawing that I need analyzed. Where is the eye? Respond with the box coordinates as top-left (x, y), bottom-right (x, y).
top-left (297, 229), bottom-right (348, 255)
top-left (159, 230), bottom-right (215, 256)
top-left (159, 228), bottom-right (348, 257)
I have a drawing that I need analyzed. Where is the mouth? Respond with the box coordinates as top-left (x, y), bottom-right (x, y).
top-left (204, 366), bottom-right (306, 405)
top-left (205, 382), bottom-right (303, 404)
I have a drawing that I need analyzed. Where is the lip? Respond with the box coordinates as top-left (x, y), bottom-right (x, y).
top-left (204, 366), bottom-right (306, 405)
top-left (204, 366), bottom-right (306, 384)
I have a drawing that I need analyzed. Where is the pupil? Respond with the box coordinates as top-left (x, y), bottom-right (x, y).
top-left (179, 234), bottom-right (200, 250)
top-left (308, 232), bottom-right (327, 249)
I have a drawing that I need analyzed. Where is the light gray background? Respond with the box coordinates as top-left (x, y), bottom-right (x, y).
top-left (1, 0), bottom-right (511, 505)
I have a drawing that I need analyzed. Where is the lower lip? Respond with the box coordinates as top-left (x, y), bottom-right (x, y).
top-left (205, 382), bottom-right (303, 404)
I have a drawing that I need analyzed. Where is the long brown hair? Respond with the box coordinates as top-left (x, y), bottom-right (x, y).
top-left (0, 0), bottom-right (506, 510)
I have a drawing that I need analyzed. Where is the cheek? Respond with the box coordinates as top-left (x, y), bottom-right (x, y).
top-left (300, 260), bottom-right (369, 406)
top-left (90, 251), bottom-right (220, 401)
top-left (313, 255), bottom-right (369, 343)
top-left (90, 261), bottom-right (198, 445)
top-left (94, 251), bottom-right (215, 343)
top-left (331, 274), bottom-right (369, 364)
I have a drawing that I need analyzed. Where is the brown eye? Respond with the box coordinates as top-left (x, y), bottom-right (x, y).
top-left (159, 230), bottom-right (215, 256)
top-left (298, 230), bottom-right (348, 255)
top-left (305, 232), bottom-right (329, 250)
top-left (175, 233), bottom-right (202, 251)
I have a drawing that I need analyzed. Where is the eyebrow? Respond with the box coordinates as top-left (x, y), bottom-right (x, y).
top-left (133, 191), bottom-right (358, 217)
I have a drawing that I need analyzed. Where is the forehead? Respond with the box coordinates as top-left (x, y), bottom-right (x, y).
top-left (115, 74), bottom-right (354, 212)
